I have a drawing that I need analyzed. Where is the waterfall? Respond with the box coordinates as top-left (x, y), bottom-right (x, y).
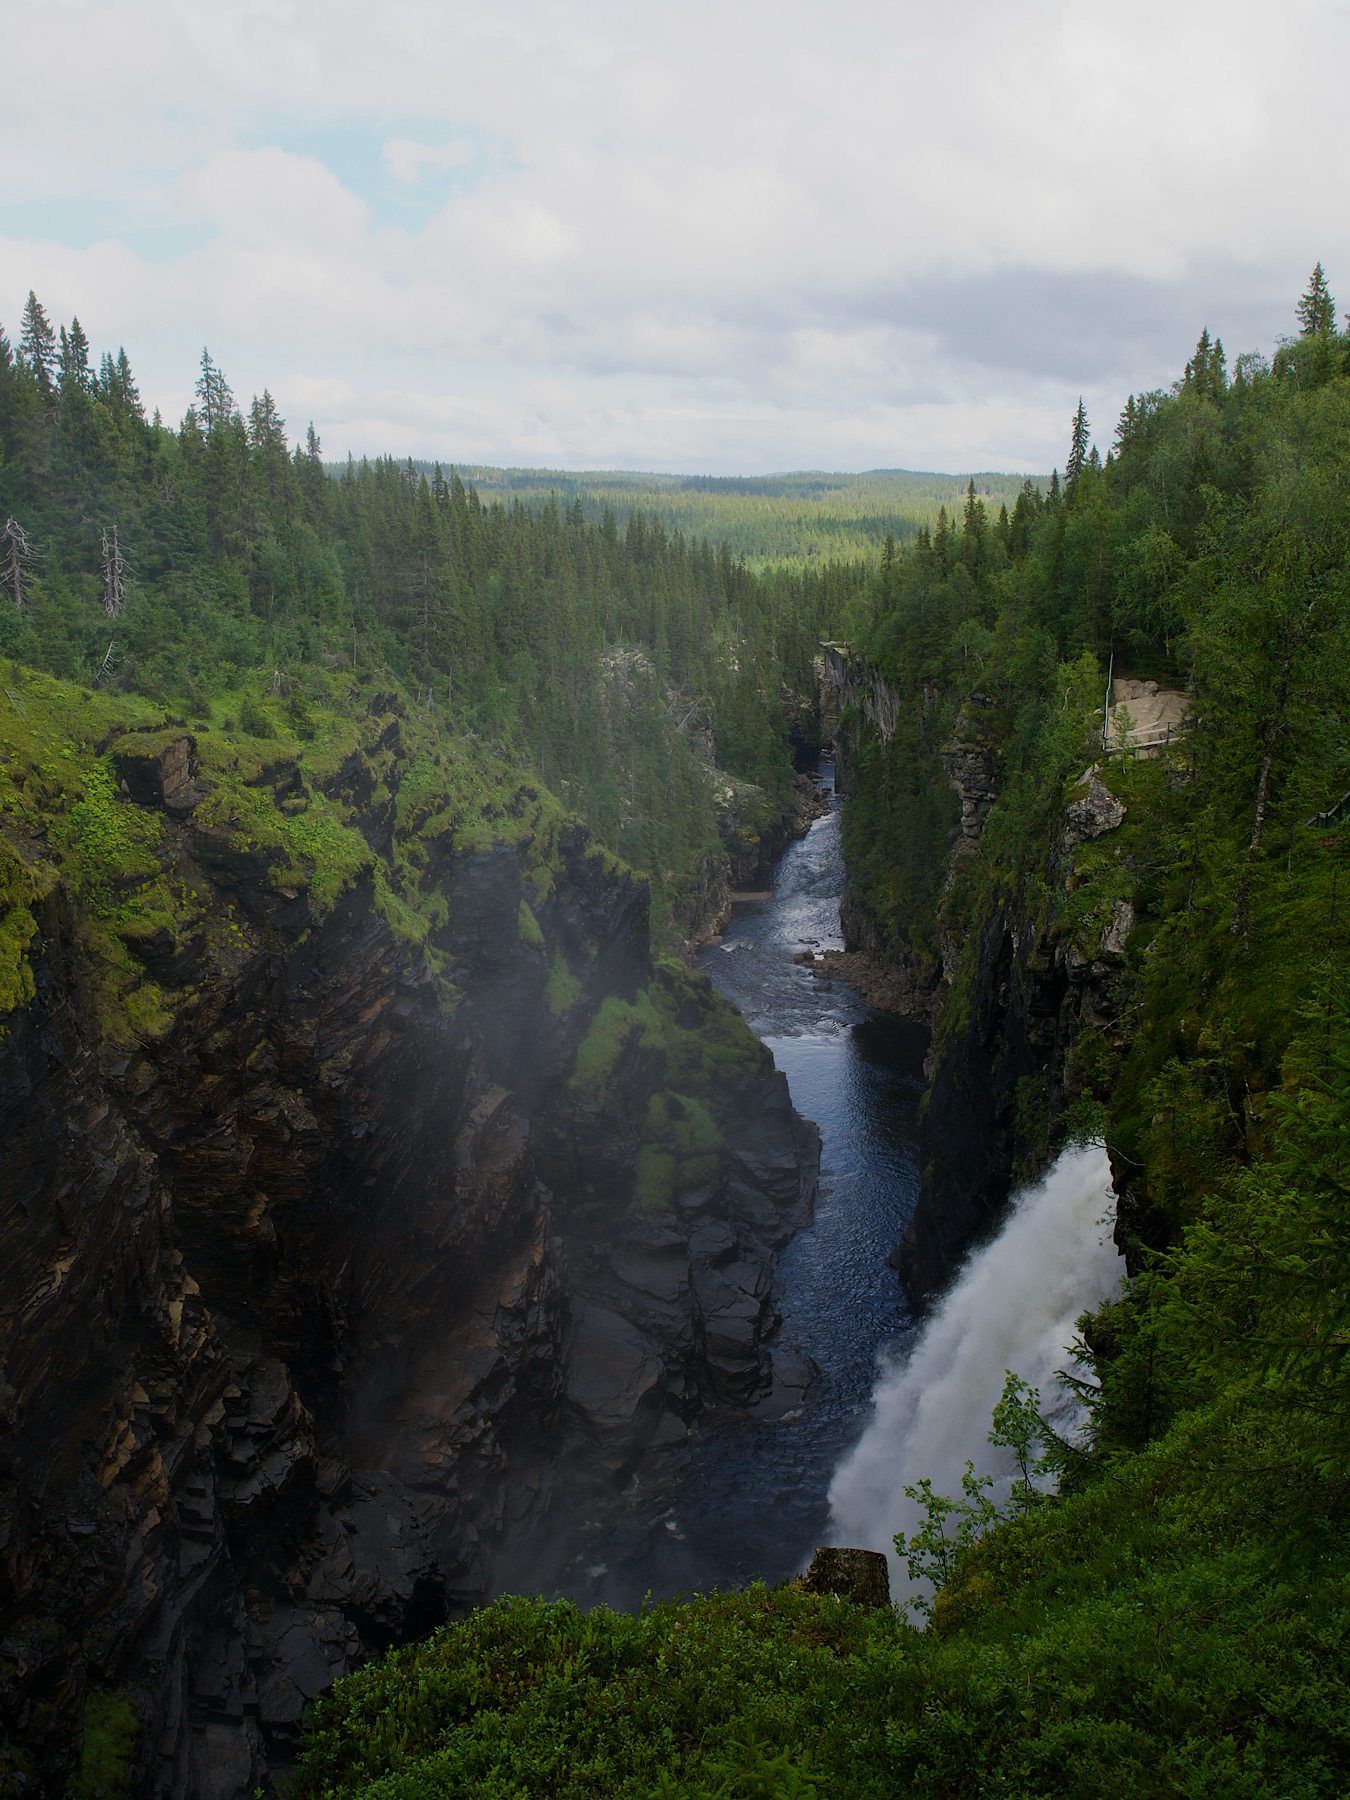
top-left (827, 1144), bottom-right (1122, 1604)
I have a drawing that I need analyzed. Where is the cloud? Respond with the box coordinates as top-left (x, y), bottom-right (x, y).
top-left (1, 0), bottom-right (1345, 472)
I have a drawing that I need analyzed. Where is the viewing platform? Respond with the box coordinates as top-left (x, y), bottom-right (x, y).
top-left (1105, 675), bottom-right (1189, 757)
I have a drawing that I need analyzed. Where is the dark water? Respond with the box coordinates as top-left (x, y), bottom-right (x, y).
top-left (500, 763), bottom-right (926, 1605)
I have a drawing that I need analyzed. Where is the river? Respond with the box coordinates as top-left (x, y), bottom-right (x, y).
top-left (498, 761), bottom-right (929, 1606)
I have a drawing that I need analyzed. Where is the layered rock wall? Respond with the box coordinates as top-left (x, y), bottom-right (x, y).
top-left (818, 647), bottom-right (1138, 1307)
top-left (0, 690), bottom-right (818, 1798)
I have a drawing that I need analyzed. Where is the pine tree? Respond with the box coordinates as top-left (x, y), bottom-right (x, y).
top-left (1296, 262), bottom-right (1336, 336)
top-left (19, 292), bottom-right (56, 391)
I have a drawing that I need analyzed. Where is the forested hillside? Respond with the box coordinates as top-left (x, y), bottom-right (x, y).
top-left (0, 297), bottom-right (859, 932)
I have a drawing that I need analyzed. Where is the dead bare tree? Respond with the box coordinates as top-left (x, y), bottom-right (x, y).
top-left (2, 517), bottom-right (38, 610)
top-left (100, 524), bottom-right (129, 617)
top-left (93, 639), bottom-right (118, 688)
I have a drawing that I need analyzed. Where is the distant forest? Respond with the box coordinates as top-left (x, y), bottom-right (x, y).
top-left (403, 463), bottom-right (1041, 567)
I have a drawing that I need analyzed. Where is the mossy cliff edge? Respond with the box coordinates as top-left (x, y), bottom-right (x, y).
top-left (0, 665), bottom-right (817, 1798)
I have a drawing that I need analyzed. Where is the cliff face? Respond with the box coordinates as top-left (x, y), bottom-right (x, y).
top-left (0, 675), bottom-right (817, 1799)
top-left (815, 645), bottom-right (946, 1023)
top-left (819, 649), bottom-right (1136, 1308)
top-left (896, 761), bottom-right (1134, 1304)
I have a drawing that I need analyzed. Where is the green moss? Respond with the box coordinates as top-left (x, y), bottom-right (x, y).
top-left (544, 951), bottom-right (582, 1017)
top-left (636, 1089), bottom-right (726, 1209)
top-left (675, 1150), bottom-right (721, 1189)
top-left (0, 665), bottom-right (622, 1043)
top-left (0, 843), bottom-right (53, 1012)
top-left (568, 991), bottom-right (663, 1102)
top-left (525, 862), bottom-right (555, 905)
top-left (634, 1142), bottom-right (677, 1213)
top-left (648, 962), bottom-right (769, 1092)
top-left (73, 1691), bottom-right (140, 1800)
top-left (668, 1092), bottom-right (723, 1158)
top-left (278, 796), bottom-right (374, 911)
top-left (53, 760), bottom-right (164, 919)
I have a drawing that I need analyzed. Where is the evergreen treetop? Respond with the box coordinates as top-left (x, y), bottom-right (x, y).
top-left (1296, 260), bottom-right (1336, 335)
top-left (19, 292), bottom-right (55, 390)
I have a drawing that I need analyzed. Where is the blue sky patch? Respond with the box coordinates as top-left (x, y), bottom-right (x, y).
top-left (238, 115), bottom-right (514, 232)
top-left (0, 198), bottom-right (213, 263)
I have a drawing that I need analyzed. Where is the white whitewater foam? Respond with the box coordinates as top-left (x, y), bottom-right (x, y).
top-left (827, 1144), bottom-right (1122, 1603)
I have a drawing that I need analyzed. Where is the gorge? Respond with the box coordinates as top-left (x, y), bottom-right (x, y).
top-left (4, 283), bottom-right (1350, 1798)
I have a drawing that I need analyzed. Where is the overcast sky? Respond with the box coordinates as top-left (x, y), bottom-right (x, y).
top-left (3, 0), bottom-right (1347, 475)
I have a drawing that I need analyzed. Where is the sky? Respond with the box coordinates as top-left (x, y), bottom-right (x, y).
top-left (2, 0), bottom-right (1347, 476)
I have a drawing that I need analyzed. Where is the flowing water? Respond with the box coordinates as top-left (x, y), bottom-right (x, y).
top-left (496, 762), bottom-right (928, 1606)
top-left (500, 761), bottom-right (1122, 1608)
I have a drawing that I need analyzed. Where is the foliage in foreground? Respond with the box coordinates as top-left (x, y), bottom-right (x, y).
top-left (293, 1378), bottom-right (1350, 1800)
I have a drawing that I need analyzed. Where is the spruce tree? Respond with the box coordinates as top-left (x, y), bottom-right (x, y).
top-left (195, 349), bottom-right (235, 433)
top-left (248, 390), bottom-right (286, 452)
top-left (1065, 398), bottom-right (1090, 490)
top-left (58, 318), bottom-right (91, 392)
top-left (113, 348), bottom-right (143, 419)
top-left (19, 292), bottom-right (55, 390)
top-left (1296, 262), bottom-right (1336, 336)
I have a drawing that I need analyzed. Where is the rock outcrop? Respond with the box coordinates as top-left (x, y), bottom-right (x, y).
top-left (0, 676), bottom-right (818, 1798)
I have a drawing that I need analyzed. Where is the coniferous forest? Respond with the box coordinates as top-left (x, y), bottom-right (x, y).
top-left (0, 295), bottom-right (858, 931)
top-left (3, 268), bottom-right (1350, 1798)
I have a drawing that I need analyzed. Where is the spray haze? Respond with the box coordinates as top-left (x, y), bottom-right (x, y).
top-left (828, 1145), bottom-right (1121, 1602)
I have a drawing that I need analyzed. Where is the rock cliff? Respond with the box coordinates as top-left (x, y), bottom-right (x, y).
top-left (0, 672), bottom-right (817, 1798)
top-left (893, 756), bottom-right (1136, 1304)
top-left (818, 648), bottom-right (1138, 1308)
